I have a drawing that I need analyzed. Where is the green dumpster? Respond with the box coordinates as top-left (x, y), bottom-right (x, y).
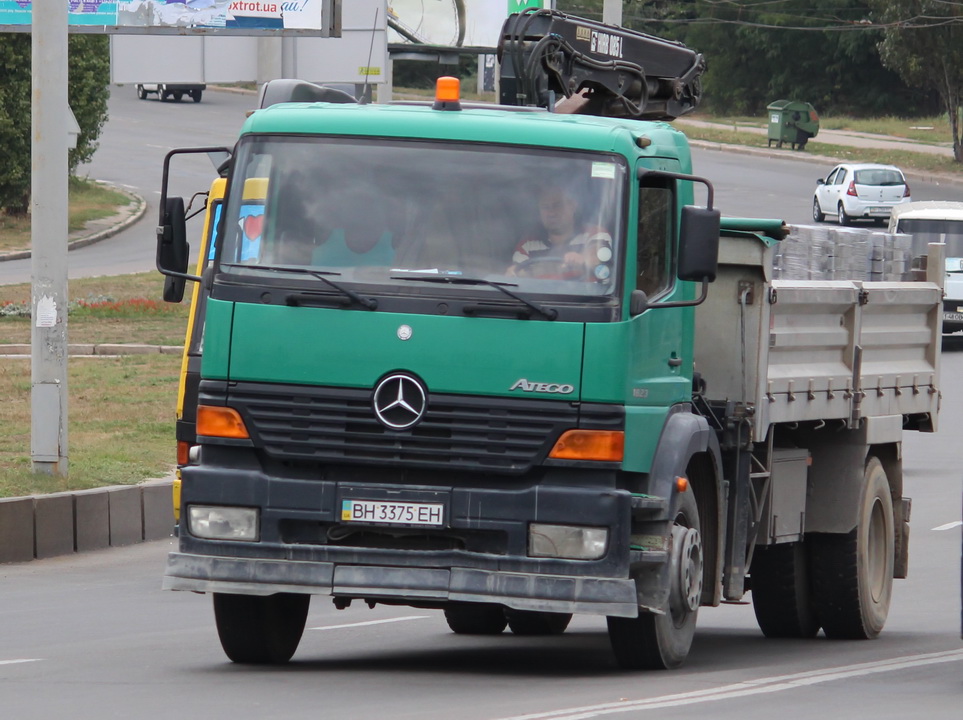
top-left (767, 100), bottom-right (819, 150)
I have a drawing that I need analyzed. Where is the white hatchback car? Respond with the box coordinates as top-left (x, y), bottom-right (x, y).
top-left (812, 163), bottom-right (911, 225)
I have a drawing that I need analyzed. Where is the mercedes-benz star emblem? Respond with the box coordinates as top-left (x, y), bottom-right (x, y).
top-left (372, 373), bottom-right (427, 430)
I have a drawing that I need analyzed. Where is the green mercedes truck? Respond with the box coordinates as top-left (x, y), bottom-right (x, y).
top-left (157, 10), bottom-right (942, 669)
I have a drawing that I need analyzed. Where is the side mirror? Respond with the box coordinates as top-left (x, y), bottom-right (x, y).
top-left (816, 178), bottom-right (826, 186)
top-left (157, 196), bottom-right (190, 303)
top-left (678, 205), bottom-right (721, 282)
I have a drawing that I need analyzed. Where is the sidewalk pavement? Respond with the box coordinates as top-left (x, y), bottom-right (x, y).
top-left (3, 115), bottom-right (960, 565)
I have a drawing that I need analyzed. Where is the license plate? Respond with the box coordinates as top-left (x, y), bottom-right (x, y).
top-left (341, 499), bottom-right (444, 526)
top-left (869, 207), bottom-right (889, 214)
top-left (944, 311), bottom-right (963, 322)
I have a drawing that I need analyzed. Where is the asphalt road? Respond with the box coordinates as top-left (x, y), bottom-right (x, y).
top-left (2, 364), bottom-right (961, 720)
top-left (0, 86), bottom-right (253, 285)
top-left (1, 86), bottom-right (961, 718)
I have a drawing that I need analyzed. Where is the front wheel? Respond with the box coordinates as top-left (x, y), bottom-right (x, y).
top-left (213, 592), bottom-right (310, 664)
top-left (607, 489), bottom-right (702, 670)
top-left (837, 203), bottom-right (852, 226)
top-left (505, 609), bottom-right (572, 635)
top-left (810, 456), bottom-right (895, 639)
top-left (444, 603), bottom-right (508, 634)
top-left (136, 85), bottom-right (147, 100)
top-left (812, 197), bottom-right (825, 222)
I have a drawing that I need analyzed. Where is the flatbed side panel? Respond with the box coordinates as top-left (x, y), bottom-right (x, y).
top-left (764, 281), bottom-right (859, 428)
top-left (856, 282), bottom-right (941, 425)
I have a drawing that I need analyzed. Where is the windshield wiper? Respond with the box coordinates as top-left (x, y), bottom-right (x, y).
top-left (390, 273), bottom-right (557, 320)
top-left (221, 263), bottom-right (378, 310)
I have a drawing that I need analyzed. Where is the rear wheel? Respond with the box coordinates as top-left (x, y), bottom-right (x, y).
top-left (173, 91), bottom-right (184, 102)
top-left (191, 89), bottom-right (203, 103)
top-left (810, 456), bottom-right (894, 639)
top-left (607, 489), bottom-right (702, 670)
top-left (213, 593), bottom-right (310, 664)
top-left (750, 542), bottom-right (820, 638)
top-left (812, 197), bottom-right (825, 222)
top-left (136, 85), bottom-right (147, 100)
top-left (160, 88), bottom-right (171, 102)
top-left (837, 203), bottom-right (852, 226)
top-left (505, 609), bottom-right (572, 635)
top-left (444, 603), bottom-right (508, 635)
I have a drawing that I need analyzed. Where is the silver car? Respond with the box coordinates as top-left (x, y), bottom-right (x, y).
top-left (812, 162), bottom-right (911, 225)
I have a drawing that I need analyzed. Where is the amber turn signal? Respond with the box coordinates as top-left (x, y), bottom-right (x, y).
top-left (549, 430), bottom-right (624, 462)
top-left (196, 405), bottom-right (250, 439)
top-left (176, 440), bottom-right (191, 466)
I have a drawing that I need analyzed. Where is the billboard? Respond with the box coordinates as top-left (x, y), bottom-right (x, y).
top-left (0, 0), bottom-right (341, 33)
top-left (110, 0), bottom-right (384, 85)
top-left (386, 0), bottom-right (547, 48)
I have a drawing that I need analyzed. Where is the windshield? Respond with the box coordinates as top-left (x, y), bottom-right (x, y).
top-left (897, 218), bottom-right (963, 261)
top-left (854, 169), bottom-right (904, 186)
top-left (219, 136), bottom-right (627, 301)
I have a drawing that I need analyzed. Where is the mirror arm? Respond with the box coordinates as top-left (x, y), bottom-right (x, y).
top-left (642, 280), bottom-right (709, 311)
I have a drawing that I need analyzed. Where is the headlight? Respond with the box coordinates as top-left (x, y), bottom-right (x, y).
top-left (188, 505), bottom-right (259, 541)
top-left (529, 523), bottom-right (608, 560)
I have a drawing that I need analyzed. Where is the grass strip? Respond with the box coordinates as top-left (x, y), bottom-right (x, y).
top-left (0, 353), bottom-right (181, 498)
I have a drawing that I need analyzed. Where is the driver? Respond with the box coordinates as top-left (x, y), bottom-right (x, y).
top-left (507, 182), bottom-right (611, 279)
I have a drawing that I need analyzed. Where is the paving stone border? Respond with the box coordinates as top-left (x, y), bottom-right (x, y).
top-left (0, 477), bottom-right (175, 564)
top-left (0, 343), bottom-right (182, 356)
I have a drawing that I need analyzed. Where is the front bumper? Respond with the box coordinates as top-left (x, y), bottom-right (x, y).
top-left (163, 551), bottom-right (640, 617)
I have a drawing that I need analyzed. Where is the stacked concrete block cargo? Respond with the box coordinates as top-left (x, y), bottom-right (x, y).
top-left (774, 225), bottom-right (913, 281)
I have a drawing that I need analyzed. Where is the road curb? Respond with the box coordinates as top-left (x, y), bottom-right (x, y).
top-left (0, 343), bottom-right (182, 356)
top-left (0, 476), bottom-right (175, 564)
top-left (0, 182), bottom-right (147, 263)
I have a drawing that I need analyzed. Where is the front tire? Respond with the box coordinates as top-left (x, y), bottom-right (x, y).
top-left (136, 85), bottom-right (147, 100)
top-left (213, 593), bottom-right (310, 664)
top-left (751, 542), bottom-right (820, 638)
top-left (812, 197), bottom-right (825, 222)
top-left (837, 203), bottom-right (852, 226)
top-left (607, 489), bottom-right (702, 670)
top-left (444, 603), bottom-right (508, 634)
top-left (505, 609), bottom-right (572, 635)
top-left (810, 456), bottom-right (894, 639)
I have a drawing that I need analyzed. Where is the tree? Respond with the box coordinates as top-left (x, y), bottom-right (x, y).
top-left (558, 1), bottom-right (936, 118)
top-left (869, 1), bottom-right (963, 161)
top-left (678, 0), bottom-right (929, 117)
top-left (0, 33), bottom-right (110, 214)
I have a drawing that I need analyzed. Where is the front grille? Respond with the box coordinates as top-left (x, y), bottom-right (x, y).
top-left (278, 519), bottom-right (506, 553)
top-left (220, 382), bottom-right (615, 473)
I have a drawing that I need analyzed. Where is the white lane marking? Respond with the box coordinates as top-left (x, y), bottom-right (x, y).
top-left (309, 615), bottom-right (429, 631)
top-left (0, 659), bottom-right (42, 666)
top-left (932, 520), bottom-right (962, 531)
top-left (493, 649), bottom-right (963, 720)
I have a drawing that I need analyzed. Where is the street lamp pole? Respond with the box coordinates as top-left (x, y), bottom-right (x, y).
top-left (31, 0), bottom-right (70, 476)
